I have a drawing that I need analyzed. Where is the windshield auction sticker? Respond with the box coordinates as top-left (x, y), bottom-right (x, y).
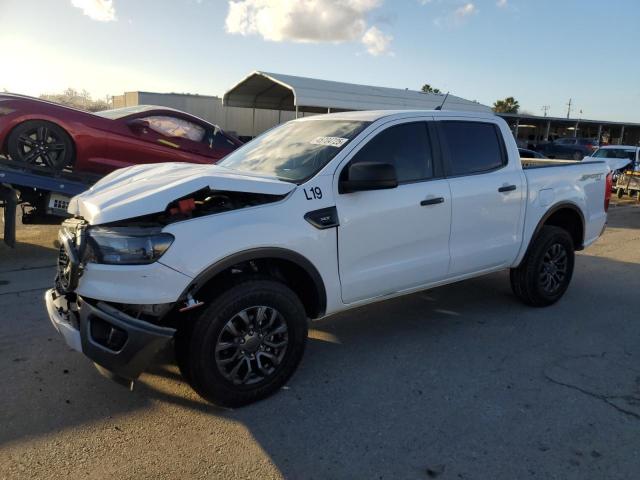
top-left (310, 136), bottom-right (349, 148)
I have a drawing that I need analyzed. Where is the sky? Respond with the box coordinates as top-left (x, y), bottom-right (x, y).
top-left (0, 0), bottom-right (638, 122)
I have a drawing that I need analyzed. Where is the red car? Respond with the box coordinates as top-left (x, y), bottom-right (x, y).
top-left (0, 94), bottom-right (242, 175)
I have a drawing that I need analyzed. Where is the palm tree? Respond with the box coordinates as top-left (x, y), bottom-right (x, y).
top-left (421, 84), bottom-right (442, 94)
top-left (493, 97), bottom-right (520, 113)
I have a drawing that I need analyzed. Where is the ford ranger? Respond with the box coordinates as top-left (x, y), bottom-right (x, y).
top-left (46, 110), bottom-right (612, 407)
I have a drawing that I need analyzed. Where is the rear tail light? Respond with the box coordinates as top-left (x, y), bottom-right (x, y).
top-left (604, 172), bottom-right (613, 212)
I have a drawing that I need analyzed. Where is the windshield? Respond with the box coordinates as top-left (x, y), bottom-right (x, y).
top-left (593, 148), bottom-right (636, 161)
top-left (218, 119), bottom-right (369, 183)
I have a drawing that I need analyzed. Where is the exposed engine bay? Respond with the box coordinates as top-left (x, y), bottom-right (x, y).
top-left (102, 188), bottom-right (286, 228)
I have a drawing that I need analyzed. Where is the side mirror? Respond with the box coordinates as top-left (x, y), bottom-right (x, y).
top-left (128, 118), bottom-right (150, 134)
top-left (339, 162), bottom-right (398, 193)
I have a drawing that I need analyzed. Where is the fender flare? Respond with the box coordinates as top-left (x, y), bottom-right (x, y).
top-left (528, 201), bottom-right (586, 253)
top-left (181, 247), bottom-right (327, 317)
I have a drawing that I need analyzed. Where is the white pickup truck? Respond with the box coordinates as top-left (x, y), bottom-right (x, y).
top-left (46, 110), bottom-right (612, 407)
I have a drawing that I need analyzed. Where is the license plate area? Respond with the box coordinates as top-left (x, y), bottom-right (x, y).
top-left (47, 192), bottom-right (72, 216)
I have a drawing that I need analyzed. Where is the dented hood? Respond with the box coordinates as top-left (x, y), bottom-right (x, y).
top-left (68, 163), bottom-right (295, 225)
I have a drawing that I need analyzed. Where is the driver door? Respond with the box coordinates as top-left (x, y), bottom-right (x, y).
top-left (335, 120), bottom-right (452, 304)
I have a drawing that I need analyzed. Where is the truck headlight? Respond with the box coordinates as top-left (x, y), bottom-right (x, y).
top-left (85, 227), bottom-right (174, 265)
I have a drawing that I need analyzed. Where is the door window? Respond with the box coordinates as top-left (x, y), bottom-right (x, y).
top-left (439, 121), bottom-right (505, 176)
top-left (143, 116), bottom-right (206, 142)
top-left (347, 122), bottom-right (434, 183)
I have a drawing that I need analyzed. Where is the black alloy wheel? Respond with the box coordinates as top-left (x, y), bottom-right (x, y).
top-left (215, 305), bottom-right (289, 385)
top-left (183, 278), bottom-right (308, 407)
top-left (538, 243), bottom-right (569, 295)
top-left (510, 226), bottom-right (575, 307)
top-left (7, 120), bottom-right (74, 171)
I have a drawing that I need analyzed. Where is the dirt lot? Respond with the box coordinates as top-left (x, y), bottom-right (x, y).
top-left (1, 200), bottom-right (640, 480)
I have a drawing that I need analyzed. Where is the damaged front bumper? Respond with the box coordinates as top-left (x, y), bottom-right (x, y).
top-left (46, 289), bottom-right (176, 381)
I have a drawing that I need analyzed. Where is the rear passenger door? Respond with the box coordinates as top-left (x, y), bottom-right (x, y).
top-left (436, 119), bottom-right (525, 276)
top-left (336, 120), bottom-right (452, 304)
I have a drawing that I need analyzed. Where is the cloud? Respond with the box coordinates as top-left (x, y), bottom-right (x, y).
top-left (454, 2), bottom-right (477, 19)
top-left (225, 0), bottom-right (392, 56)
top-left (496, 0), bottom-right (507, 7)
top-left (362, 26), bottom-right (393, 56)
top-left (70, 0), bottom-right (116, 22)
top-left (432, 1), bottom-right (477, 27)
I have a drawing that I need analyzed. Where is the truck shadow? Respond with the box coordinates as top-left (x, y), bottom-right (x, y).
top-left (3, 252), bottom-right (639, 478)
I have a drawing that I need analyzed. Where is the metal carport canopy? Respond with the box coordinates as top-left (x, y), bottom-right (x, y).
top-left (223, 71), bottom-right (492, 114)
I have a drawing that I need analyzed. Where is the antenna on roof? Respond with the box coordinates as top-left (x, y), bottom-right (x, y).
top-left (434, 91), bottom-right (449, 111)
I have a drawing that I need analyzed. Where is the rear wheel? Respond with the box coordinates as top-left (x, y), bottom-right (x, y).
top-left (7, 120), bottom-right (74, 171)
top-left (184, 279), bottom-right (308, 407)
top-left (617, 188), bottom-right (625, 198)
top-left (510, 226), bottom-right (575, 307)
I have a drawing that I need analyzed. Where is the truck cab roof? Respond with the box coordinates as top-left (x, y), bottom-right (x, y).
top-left (299, 109), bottom-right (502, 123)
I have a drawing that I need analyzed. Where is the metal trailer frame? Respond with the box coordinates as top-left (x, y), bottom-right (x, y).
top-left (0, 159), bottom-right (94, 247)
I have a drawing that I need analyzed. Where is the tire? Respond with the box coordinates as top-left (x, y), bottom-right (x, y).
top-left (617, 188), bottom-right (625, 199)
top-left (7, 120), bottom-right (74, 171)
top-left (184, 278), bottom-right (308, 407)
top-left (510, 226), bottom-right (575, 307)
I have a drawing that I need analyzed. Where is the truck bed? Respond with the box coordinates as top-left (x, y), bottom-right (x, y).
top-left (520, 157), bottom-right (609, 255)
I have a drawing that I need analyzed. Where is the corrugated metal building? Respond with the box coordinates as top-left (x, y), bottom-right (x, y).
top-left (112, 71), bottom-right (490, 138)
top-left (113, 71), bottom-right (639, 144)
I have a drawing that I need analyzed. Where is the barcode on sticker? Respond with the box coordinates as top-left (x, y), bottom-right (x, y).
top-left (310, 136), bottom-right (349, 148)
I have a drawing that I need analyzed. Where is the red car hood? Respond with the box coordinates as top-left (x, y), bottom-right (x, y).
top-left (68, 162), bottom-right (295, 225)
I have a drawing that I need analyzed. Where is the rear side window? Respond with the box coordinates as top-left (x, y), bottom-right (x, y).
top-left (439, 121), bottom-right (505, 176)
top-left (348, 122), bottom-right (434, 183)
top-left (143, 115), bottom-right (206, 142)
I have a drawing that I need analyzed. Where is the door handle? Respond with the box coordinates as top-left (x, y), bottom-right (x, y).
top-left (498, 185), bottom-right (517, 193)
top-left (420, 197), bottom-right (445, 206)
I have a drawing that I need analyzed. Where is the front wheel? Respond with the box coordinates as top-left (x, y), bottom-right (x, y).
top-left (7, 120), bottom-right (74, 171)
top-left (510, 226), bottom-right (575, 307)
top-left (184, 279), bottom-right (308, 407)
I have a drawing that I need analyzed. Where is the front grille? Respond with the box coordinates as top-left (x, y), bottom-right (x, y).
top-left (55, 219), bottom-right (87, 293)
top-left (55, 243), bottom-right (74, 293)
top-left (58, 244), bottom-right (69, 269)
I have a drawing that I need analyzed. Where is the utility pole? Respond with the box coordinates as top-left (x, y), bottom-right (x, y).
top-left (541, 105), bottom-right (550, 117)
top-left (566, 98), bottom-right (573, 119)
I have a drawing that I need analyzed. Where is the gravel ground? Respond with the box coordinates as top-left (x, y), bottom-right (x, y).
top-left (1, 200), bottom-right (639, 480)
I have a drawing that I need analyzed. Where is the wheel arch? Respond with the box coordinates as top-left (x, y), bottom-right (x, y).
top-left (182, 248), bottom-right (327, 319)
top-left (531, 202), bottom-right (585, 252)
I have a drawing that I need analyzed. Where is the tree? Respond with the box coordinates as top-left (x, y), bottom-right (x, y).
top-left (39, 87), bottom-right (111, 112)
top-left (421, 84), bottom-right (442, 94)
top-left (493, 96), bottom-right (520, 113)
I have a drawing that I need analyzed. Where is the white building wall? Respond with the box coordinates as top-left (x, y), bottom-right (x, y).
top-left (126, 92), bottom-right (298, 138)
top-left (111, 92), bottom-right (339, 138)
